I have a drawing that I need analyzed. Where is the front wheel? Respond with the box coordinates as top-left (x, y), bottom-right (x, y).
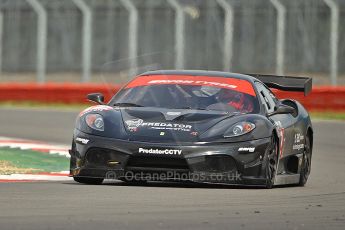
top-left (299, 135), bottom-right (312, 186)
top-left (73, 177), bottom-right (104, 185)
top-left (265, 135), bottom-right (279, 189)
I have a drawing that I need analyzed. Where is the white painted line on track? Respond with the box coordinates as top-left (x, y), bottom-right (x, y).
top-left (0, 173), bottom-right (72, 181)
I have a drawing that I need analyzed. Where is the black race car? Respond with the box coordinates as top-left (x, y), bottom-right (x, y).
top-left (69, 70), bottom-right (313, 188)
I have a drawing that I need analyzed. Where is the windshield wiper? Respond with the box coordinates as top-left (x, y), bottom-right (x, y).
top-left (113, 102), bottom-right (144, 107)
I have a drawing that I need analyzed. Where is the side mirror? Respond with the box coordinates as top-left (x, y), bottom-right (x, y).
top-left (87, 93), bottom-right (104, 105)
top-left (268, 104), bottom-right (296, 116)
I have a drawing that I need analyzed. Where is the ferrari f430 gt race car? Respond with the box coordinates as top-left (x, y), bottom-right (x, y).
top-left (69, 70), bottom-right (313, 188)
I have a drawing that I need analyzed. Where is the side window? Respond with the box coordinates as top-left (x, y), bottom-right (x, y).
top-left (255, 82), bottom-right (277, 113)
top-left (266, 88), bottom-right (279, 105)
top-left (264, 87), bottom-right (278, 110)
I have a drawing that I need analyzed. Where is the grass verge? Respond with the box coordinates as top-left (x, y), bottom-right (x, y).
top-left (310, 112), bottom-right (345, 121)
top-left (0, 161), bottom-right (40, 175)
top-left (0, 147), bottom-right (69, 174)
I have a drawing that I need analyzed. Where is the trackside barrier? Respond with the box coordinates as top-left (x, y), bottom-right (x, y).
top-left (0, 84), bottom-right (344, 111)
top-left (274, 87), bottom-right (345, 112)
top-left (0, 83), bottom-right (121, 104)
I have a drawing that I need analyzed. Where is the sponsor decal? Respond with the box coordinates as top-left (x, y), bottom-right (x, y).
top-left (238, 147), bottom-right (255, 153)
top-left (129, 127), bottom-right (138, 132)
top-left (75, 137), bottom-right (89, 145)
top-left (124, 75), bottom-right (256, 96)
top-left (125, 119), bottom-right (143, 132)
top-left (125, 119), bottom-right (143, 128)
top-left (125, 119), bottom-right (193, 132)
top-left (294, 133), bottom-right (304, 143)
top-left (145, 122), bottom-right (192, 132)
top-left (293, 143), bottom-right (304, 150)
top-left (292, 133), bottom-right (304, 151)
top-left (148, 79), bottom-right (237, 89)
top-left (138, 148), bottom-right (182, 155)
top-left (79, 105), bottom-right (112, 117)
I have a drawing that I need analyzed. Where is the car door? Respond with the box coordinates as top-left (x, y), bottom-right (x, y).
top-left (255, 82), bottom-right (297, 159)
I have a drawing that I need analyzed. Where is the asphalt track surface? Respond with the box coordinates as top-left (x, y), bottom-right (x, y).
top-left (0, 107), bottom-right (345, 230)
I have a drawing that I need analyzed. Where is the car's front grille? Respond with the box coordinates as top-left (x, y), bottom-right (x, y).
top-left (188, 155), bottom-right (237, 173)
top-left (126, 156), bottom-right (190, 170)
top-left (85, 148), bottom-right (127, 166)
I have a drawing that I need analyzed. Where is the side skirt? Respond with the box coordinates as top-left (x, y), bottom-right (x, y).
top-left (274, 174), bottom-right (300, 185)
top-left (274, 153), bottom-right (303, 185)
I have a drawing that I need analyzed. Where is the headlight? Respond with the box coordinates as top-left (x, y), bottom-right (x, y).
top-left (85, 114), bottom-right (104, 131)
top-left (224, 121), bottom-right (255, 138)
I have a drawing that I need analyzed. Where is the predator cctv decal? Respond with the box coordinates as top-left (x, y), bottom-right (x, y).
top-left (138, 148), bottom-right (182, 155)
top-left (124, 75), bottom-right (256, 96)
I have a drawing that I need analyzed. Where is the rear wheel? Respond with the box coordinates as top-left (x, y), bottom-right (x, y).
top-left (299, 135), bottom-right (312, 186)
top-left (73, 177), bottom-right (104, 185)
top-left (265, 135), bottom-right (279, 189)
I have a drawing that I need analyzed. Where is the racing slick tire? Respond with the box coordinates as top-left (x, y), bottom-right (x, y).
top-left (73, 177), bottom-right (104, 185)
top-left (298, 135), bottom-right (312, 186)
top-left (265, 135), bottom-right (279, 189)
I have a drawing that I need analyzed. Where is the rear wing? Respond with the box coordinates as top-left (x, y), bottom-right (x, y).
top-left (247, 74), bottom-right (312, 96)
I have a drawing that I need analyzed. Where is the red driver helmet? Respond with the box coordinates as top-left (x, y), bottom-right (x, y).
top-left (218, 89), bottom-right (254, 112)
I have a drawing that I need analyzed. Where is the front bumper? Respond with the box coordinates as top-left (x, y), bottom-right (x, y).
top-left (70, 132), bottom-right (272, 185)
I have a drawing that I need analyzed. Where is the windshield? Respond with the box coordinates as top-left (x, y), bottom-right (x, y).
top-left (110, 75), bottom-right (259, 113)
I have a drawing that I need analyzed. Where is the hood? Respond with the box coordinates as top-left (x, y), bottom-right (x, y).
top-left (120, 107), bottom-right (232, 142)
top-left (76, 105), bottom-right (272, 143)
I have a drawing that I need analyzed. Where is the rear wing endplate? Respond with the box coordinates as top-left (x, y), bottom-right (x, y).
top-left (247, 74), bottom-right (312, 96)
